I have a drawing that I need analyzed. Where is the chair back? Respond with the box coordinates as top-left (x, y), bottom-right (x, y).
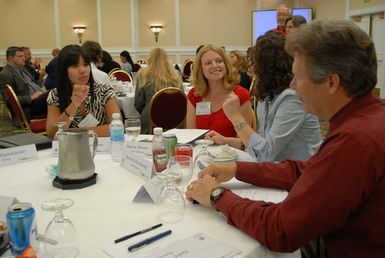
top-left (133, 63), bottom-right (141, 72)
top-left (109, 69), bottom-right (132, 82)
top-left (5, 85), bottom-right (30, 132)
top-left (148, 87), bottom-right (187, 134)
top-left (5, 85), bottom-right (46, 133)
top-left (108, 67), bottom-right (120, 76)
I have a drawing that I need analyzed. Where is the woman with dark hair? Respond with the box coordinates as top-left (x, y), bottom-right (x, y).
top-left (99, 50), bottom-right (120, 74)
top-left (285, 15), bottom-right (307, 34)
top-left (206, 32), bottom-right (321, 161)
top-left (46, 45), bottom-right (120, 138)
top-left (120, 50), bottom-right (135, 73)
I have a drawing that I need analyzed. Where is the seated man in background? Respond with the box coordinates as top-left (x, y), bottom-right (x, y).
top-left (186, 20), bottom-right (385, 258)
top-left (0, 46), bottom-right (48, 125)
top-left (22, 46), bottom-right (44, 85)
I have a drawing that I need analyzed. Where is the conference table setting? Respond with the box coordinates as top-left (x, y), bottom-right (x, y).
top-left (0, 129), bottom-right (300, 258)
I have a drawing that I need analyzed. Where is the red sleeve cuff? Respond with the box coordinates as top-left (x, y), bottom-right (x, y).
top-left (214, 189), bottom-right (242, 218)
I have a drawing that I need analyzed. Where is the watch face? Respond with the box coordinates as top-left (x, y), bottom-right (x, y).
top-left (212, 188), bottom-right (222, 197)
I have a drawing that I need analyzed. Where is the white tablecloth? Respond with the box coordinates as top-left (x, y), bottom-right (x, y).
top-left (0, 147), bottom-right (300, 258)
top-left (117, 93), bottom-right (140, 119)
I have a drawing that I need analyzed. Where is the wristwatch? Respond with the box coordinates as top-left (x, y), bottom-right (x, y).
top-left (210, 187), bottom-right (225, 210)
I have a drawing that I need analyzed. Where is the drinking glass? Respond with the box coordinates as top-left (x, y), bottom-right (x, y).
top-left (175, 144), bottom-right (193, 158)
top-left (41, 198), bottom-right (79, 257)
top-left (167, 155), bottom-right (193, 191)
top-left (125, 118), bottom-right (141, 141)
top-left (194, 139), bottom-right (214, 170)
top-left (157, 176), bottom-right (185, 224)
top-left (53, 122), bottom-right (67, 141)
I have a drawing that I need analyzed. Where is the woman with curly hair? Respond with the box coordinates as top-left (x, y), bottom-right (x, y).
top-left (186, 44), bottom-right (254, 137)
top-left (134, 47), bottom-right (183, 133)
top-left (206, 31), bottom-right (322, 161)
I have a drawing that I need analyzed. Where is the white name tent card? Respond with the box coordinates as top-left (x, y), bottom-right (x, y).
top-left (132, 176), bottom-right (163, 204)
top-left (125, 141), bottom-right (152, 158)
top-left (103, 232), bottom-right (241, 258)
top-left (0, 144), bottom-right (38, 166)
top-left (122, 149), bottom-right (155, 180)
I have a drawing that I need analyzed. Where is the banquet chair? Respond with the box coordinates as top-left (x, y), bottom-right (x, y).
top-left (133, 63), bottom-right (141, 72)
top-left (108, 68), bottom-right (120, 77)
top-left (109, 69), bottom-right (132, 82)
top-left (5, 85), bottom-right (46, 134)
top-left (136, 59), bottom-right (147, 65)
top-left (148, 87), bottom-right (187, 134)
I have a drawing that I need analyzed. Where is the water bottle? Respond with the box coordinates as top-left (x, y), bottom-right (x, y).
top-left (152, 127), bottom-right (167, 172)
top-left (110, 113), bottom-right (125, 162)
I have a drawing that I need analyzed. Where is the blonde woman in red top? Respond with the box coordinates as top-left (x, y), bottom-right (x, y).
top-left (186, 44), bottom-right (254, 137)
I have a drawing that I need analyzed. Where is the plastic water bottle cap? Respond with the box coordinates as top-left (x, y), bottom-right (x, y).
top-left (153, 127), bottom-right (163, 135)
top-left (112, 113), bottom-right (121, 119)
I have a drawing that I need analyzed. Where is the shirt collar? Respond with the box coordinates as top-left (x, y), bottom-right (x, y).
top-left (329, 92), bottom-right (378, 133)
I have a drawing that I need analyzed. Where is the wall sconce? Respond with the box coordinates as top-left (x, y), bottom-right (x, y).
top-left (73, 26), bottom-right (87, 44)
top-left (150, 25), bottom-right (163, 43)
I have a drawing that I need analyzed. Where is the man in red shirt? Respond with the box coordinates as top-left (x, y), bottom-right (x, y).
top-left (186, 19), bottom-right (385, 258)
top-left (273, 4), bottom-right (291, 35)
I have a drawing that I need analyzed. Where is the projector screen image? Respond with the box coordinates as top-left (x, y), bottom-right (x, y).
top-left (252, 8), bottom-right (313, 44)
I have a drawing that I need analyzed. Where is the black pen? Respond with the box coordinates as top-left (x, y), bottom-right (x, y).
top-left (114, 223), bottom-right (163, 244)
top-left (128, 230), bottom-right (172, 252)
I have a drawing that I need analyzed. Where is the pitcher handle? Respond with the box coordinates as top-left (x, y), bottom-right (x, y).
top-left (88, 130), bottom-right (98, 159)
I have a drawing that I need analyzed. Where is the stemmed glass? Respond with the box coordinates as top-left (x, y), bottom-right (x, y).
top-left (125, 118), bottom-right (141, 141)
top-left (193, 139), bottom-right (214, 170)
top-left (168, 155), bottom-right (193, 192)
top-left (41, 198), bottom-right (79, 257)
top-left (156, 156), bottom-right (192, 224)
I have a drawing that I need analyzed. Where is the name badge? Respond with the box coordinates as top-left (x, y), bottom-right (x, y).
top-left (196, 101), bottom-right (211, 115)
top-left (78, 113), bottom-right (100, 128)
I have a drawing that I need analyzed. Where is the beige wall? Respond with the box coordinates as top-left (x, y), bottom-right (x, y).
top-left (0, 0), bottom-right (56, 50)
top-left (313, 0), bottom-right (345, 19)
top-left (0, 0), bottom-right (385, 64)
top-left (350, 0), bottom-right (385, 10)
top-left (101, 0), bottom-right (132, 48)
top-left (180, 0), bottom-right (256, 47)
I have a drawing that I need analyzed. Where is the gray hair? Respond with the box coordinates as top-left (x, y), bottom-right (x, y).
top-left (285, 19), bottom-right (377, 98)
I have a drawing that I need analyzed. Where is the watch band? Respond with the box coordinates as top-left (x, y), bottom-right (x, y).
top-left (234, 120), bottom-right (247, 130)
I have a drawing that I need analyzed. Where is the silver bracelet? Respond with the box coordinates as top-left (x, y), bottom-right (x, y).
top-left (234, 120), bottom-right (247, 130)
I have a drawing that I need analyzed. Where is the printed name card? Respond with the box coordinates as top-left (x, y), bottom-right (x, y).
top-left (121, 149), bottom-right (155, 180)
top-left (51, 137), bottom-right (111, 156)
top-left (125, 141), bottom-right (152, 157)
top-left (0, 144), bottom-right (38, 167)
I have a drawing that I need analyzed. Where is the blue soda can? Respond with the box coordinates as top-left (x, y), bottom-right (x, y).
top-left (6, 202), bottom-right (38, 256)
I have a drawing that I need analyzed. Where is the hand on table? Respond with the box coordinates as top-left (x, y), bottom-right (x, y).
top-left (186, 175), bottom-right (219, 207)
top-left (205, 130), bottom-right (227, 145)
top-left (186, 163), bottom-right (236, 207)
